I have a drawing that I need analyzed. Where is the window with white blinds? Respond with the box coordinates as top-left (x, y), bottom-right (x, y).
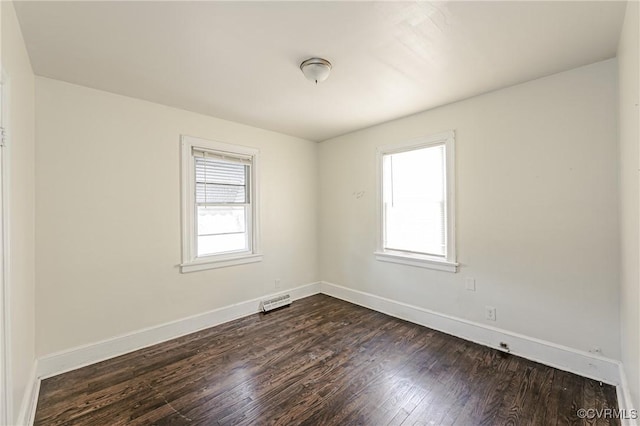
top-left (181, 136), bottom-right (261, 273)
top-left (193, 150), bottom-right (251, 257)
top-left (376, 131), bottom-right (457, 272)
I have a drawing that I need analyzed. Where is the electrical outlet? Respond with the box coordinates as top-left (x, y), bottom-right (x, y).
top-left (274, 279), bottom-right (281, 289)
top-left (465, 277), bottom-right (476, 291)
top-left (485, 306), bottom-right (496, 321)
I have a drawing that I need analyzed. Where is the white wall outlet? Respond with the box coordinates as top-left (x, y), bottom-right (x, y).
top-left (485, 306), bottom-right (496, 321)
top-left (465, 277), bottom-right (476, 291)
top-left (274, 279), bottom-right (281, 289)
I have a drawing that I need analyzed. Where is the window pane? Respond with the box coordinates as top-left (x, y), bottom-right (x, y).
top-left (196, 182), bottom-right (246, 203)
top-left (383, 144), bottom-right (446, 256)
top-left (195, 157), bottom-right (248, 203)
top-left (198, 233), bottom-right (248, 257)
top-left (195, 157), bottom-right (246, 185)
top-left (196, 206), bottom-right (249, 256)
top-left (197, 205), bottom-right (246, 235)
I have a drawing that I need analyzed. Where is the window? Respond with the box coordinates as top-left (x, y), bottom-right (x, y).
top-left (375, 131), bottom-right (457, 272)
top-left (181, 135), bottom-right (261, 272)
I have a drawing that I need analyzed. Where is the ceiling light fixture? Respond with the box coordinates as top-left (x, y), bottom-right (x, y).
top-left (300, 57), bottom-right (332, 84)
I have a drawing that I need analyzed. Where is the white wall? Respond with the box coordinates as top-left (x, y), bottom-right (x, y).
top-left (1, 1), bottom-right (36, 423)
top-left (35, 77), bottom-right (318, 356)
top-left (319, 59), bottom-right (620, 359)
top-left (618, 0), bottom-right (640, 410)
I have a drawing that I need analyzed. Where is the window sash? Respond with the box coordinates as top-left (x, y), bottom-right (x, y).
top-left (193, 158), bottom-right (252, 257)
top-left (382, 143), bottom-right (447, 258)
top-left (195, 203), bottom-right (250, 254)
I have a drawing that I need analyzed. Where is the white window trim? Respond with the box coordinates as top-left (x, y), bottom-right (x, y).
top-left (374, 130), bottom-right (458, 273)
top-left (180, 135), bottom-right (262, 273)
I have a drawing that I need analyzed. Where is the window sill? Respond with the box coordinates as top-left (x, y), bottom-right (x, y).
top-left (374, 251), bottom-right (458, 273)
top-left (180, 253), bottom-right (263, 273)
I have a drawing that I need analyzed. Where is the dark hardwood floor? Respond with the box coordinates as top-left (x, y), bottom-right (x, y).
top-left (34, 294), bottom-right (619, 425)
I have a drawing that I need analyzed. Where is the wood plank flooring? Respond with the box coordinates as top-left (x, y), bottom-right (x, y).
top-left (34, 294), bottom-right (619, 425)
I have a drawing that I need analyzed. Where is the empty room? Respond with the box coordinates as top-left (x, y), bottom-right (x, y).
top-left (1, 0), bottom-right (639, 425)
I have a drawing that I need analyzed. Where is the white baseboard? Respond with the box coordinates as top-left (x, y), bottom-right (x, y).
top-left (15, 361), bottom-right (39, 426)
top-left (37, 282), bottom-right (321, 379)
top-left (617, 364), bottom-right (638, 426)
top-left (320, 281), bottom-right (622, 386)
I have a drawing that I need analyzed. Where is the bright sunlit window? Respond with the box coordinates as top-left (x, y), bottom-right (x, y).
top-left (181, 135), bottom-right (261, 273)
top-left (375, 131), bottom-right (457, 272)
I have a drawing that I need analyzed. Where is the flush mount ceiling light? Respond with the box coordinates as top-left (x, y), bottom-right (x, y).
top-left (300, 57), bottom-right (332, 84)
